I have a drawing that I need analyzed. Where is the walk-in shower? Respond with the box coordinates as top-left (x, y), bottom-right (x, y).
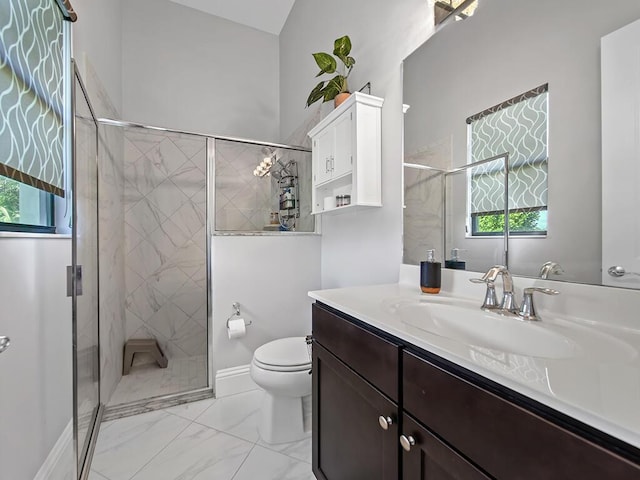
top-left (96, 119), bottom-right (312, 418)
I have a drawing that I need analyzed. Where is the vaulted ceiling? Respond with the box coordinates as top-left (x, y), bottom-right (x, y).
top-left (169, 0), bottom-right (296, 35)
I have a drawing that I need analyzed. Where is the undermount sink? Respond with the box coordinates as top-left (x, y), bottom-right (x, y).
top-left (386, 298), bottom-right (636, 362)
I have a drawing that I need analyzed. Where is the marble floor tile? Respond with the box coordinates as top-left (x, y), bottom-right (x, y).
top-left (89, 471), bottom-right (110, 480)
top-left (131, 423), bottom-right (253, 480)
top-left (231, 445), bottom-right (315, 480)
top-left (107, 355), bottom-right (207, 406)
top-left (163, 396), bottom-right (218, 421)
top-left (194, 389), bottom-right (263, 443)
top-left (91, 390), bottom-right (317, 480)
top-left (257, 434), bottom-right (313, 464)
top-left (91, 410), bottom-right (190, 480)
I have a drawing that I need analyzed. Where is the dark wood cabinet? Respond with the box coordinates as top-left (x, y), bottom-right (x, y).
top-left (403, 350), bottom-right (640, 480)
top-left (312, 302), bottom-right (640, 480)
top-left (401, 414), bottom-right (490, 480)
top-left (312, 342), bottom-right (399, 480)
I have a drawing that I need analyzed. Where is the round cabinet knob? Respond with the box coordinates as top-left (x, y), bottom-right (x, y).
top-left (400, 434), bottom-right (416, 452)
top-left (378, 415), bottom-right (393, 430)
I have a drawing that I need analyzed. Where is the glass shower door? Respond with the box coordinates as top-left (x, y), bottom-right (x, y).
top-left (73, 66), bottom-right (101, 476)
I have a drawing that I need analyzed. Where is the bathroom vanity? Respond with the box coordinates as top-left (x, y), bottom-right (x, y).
top-left (309, 281), bottom-right (640, 479)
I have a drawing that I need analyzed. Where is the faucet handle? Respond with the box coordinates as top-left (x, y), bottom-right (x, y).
top-left (519, 287), bottom-right (560, 321)
top-left (469, 278), bottom-right (499, 310)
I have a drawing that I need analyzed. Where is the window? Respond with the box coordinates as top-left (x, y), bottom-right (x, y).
top-left (435, 0), bottom-right (478, 26)
top-left (468, 84), bottom-right (549, 236)
top-left (0, 175), bottom-right (55, 233)
top-left (0, 0), bottom-right (69, 233)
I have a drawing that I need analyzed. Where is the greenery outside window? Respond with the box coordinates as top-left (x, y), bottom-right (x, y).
top-left (472, 207), bottom-right (548, 236)
top-left (0, 175), bottom-right (55, 233)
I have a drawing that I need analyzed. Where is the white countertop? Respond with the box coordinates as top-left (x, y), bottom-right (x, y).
top-left (309, 281), bottom-right (640, 449)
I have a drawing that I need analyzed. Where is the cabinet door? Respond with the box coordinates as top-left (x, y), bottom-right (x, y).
top-left (314, 127), bottom-right (334, 185)
top-left (402, 414), bottom-right (490, 480)
top-left (332, 107), bottom-right (353, 179)
top-left (313, 343), bottom-right (399, 480)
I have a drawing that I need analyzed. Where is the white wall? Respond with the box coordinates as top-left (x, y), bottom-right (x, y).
top-left (122, 0), bottom-right (280, 141)
top-left (0, 237), bottom-right (72, 480)
top-left (72, 0), bottom-right (123, 114)
top-left (279, 0), bottom-right (432, 288)
top-left (212, 235), bottom-right (321, 372)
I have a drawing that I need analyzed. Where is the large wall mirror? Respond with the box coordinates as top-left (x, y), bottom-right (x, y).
top-left (403, 0), bottom-right (640, 289)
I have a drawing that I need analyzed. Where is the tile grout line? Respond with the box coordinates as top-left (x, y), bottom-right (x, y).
top-left (190, 418), bottom-right (260, 446)
top-left (229, 442), bottom-right (259, 480)
top-left (183, 391), bottom-right (312, 465)
top-left (120, 414), bottom-right (195, 480)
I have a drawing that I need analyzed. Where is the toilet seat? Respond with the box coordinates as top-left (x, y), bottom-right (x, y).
top-left (253, 337), bottom-right (311, 372)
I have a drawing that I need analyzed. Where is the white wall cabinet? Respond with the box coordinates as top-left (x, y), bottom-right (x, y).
top-left (308, 92), bottom-right (384, 215)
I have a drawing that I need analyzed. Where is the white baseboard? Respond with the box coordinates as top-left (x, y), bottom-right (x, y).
top-left (34, 420), bottom-right (73, 480)
top-left (215, 364), bottom-right (259, 398)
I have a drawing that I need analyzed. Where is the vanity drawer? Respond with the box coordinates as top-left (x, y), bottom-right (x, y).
top-left (403, 350), bottom-right (640, 479)
top-left (312, 302), bottom-right (400, 402)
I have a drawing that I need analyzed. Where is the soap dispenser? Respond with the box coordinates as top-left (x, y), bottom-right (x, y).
top-left (445, 248), bottom-right (466, 270)
top-left (420, 249), bottom-right (441, 294)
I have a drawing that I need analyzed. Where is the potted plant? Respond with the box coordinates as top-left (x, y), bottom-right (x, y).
top-left (306, 35), bottom-right (356, 108)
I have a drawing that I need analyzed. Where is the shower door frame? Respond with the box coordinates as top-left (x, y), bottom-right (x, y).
top-left (97, 119), bottom-right (216, 420)
top-left (71, 60), bottom-right (104, 480)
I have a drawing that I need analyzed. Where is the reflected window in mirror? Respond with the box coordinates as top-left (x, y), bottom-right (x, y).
top-left (467, 84), bottom-right (548, 237)
top-left (435, 0), bottom-right (478, 26)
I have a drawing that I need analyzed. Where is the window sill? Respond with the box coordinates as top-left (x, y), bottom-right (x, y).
top-left (0, 232), bottom-right (71, 239)
top-left (465, 234), bottom-right (547, 239)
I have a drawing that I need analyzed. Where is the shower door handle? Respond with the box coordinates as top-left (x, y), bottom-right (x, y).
top-left (0, 336), bottom-right (10, 354)
top-left (66, 265), bottom-right (83, 296)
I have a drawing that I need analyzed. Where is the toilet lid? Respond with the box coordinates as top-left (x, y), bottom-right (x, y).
top-left (254, 337), bottom-right (311, 369)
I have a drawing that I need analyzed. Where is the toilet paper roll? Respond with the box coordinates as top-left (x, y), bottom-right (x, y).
top-left (323, 196), bottom-right (335, 211)
top-left (227, 318), bottom-right (247, 339)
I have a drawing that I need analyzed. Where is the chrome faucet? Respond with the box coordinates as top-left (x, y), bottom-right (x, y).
top-left (469, 278), bottom-right (499, 310)
top-left (471, 266), bottom-right (561, 321)
top-left (518, 287), bottom-right (560, 321)
top-left (480, 265), bottom-right (519, 314)
top-left (539, 261), bottom-right (564, 279)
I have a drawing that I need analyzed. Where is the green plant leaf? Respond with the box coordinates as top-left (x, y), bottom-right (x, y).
top-left (306, 80), bottom-right (326, 107)
top-left (333, 36), bottom-right (352, 63)
top-left (345, 56), bottom-right (356, 68)
top-left (312, 52), bottom-right (336, 75)
top-left (323, 75), bottom-right (346, 101)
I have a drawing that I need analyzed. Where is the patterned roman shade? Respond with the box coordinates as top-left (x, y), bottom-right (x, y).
top-left (0, 0), bottom-right (70, 197)
top-left (468, 85), bottom-right (548, 214)
top-left (469, 158), bottom-right (507, 214)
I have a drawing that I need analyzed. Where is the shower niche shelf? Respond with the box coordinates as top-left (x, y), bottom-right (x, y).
top-left (308, 92), bottom-right (384, 215)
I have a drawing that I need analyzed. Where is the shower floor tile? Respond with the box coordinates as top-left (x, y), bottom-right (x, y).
top-left (91, 390), bottom-right (315, 480)
top-left (107, 355), bottom-right (207, 406)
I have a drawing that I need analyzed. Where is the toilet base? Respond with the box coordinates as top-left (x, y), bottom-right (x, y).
top-left (258, 391), bottom-right (310, 444)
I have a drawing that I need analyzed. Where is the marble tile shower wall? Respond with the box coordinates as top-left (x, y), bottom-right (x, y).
top-left (403, 138), bottom-right (451, 265)
top-left (85, 62), bottom-right (127, 403)
top-left (215, 140), bottom-right (313, 232)
top-left (122, 128), bottom-right (208, 362)
top-left (215, 140), bottom-right (271, 231)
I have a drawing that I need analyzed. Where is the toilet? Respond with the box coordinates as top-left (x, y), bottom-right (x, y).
top-left (250, 336), bottom-right (312, 444)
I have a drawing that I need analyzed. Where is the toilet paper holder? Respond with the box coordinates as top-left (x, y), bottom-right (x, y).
top-left (226, 302), bottom-right (253, 328)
